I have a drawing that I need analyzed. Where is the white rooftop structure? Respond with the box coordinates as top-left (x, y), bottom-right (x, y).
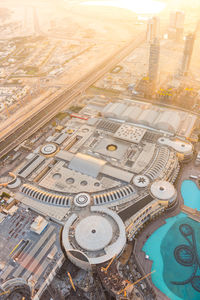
top-left (111, 103), bottom-right (127, 118)
top-left (121, 105), bottom-right (141, 122)
top-left (114, 124), bottom-right (146, 144)
top-left (68, 153), bottom-right (106, 178)
top-left (75, 215), bottom-right (113, 252)
top-left (30, 216), bottom-right (48, 235)
top-left (133, 175), bottom-right (150, 188)
top-left (62, 204), bottom-right (126, 270)
top-left (154, 111), bottom-right (180, 134)
top-left (40, 143), bottom-right (57, 155)
top-left (137, 109), bottom-right (159, 127)
top-left (127, 106), bottom-right (142, 122)
top-left (158, 137), bottom-right (193, 154)
top-left (102, 102), bottom-right (127, 118)
top-left (74, 193), bottom-right (91, 207)
top-left (101, 100), bottom-right (197, 138)
top-left (150, 180), bottom-right (177, 202)
top-left (94, 137), bottom-right (129, 160)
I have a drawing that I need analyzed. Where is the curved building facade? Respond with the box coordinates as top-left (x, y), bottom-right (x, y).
top-left (62, 200), bottom-right (126, 270)
top-left (1, 98), bottom-right (196, 299)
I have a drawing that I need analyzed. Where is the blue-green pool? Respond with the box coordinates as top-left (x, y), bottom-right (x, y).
top-left (143, 180), bottom-right (200, 300)
top-left (181, 180), bottom-right (200, 211)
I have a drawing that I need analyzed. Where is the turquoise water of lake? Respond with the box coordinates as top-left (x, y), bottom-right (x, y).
top-left (143, 180), bottom-right (200, 300)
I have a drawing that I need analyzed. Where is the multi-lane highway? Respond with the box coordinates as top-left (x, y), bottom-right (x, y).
top-left (0, 33), bottom-right (145, 159)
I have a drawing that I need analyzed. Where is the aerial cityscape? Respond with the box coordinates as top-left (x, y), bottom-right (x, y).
top-left (0, 0), bottom-right (200, 299)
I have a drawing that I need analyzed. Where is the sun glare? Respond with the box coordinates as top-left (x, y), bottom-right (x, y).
top-left (82, 0), bottom-right (166, 14)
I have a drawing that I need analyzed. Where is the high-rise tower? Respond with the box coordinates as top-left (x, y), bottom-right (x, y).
top-left (180, 33), bottom-right (195, 76)
top-left (146, 16), bottom-right (160, 43)
top-left (148, 38), bottom-right (160, 92)
top-left (24, 6), bottom-right (28, 29)
top-left (168, 11), bottom-right (184, 41)
top-left (33, 7), bottom-right (40, 35)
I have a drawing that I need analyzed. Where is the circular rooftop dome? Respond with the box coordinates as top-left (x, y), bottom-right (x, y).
top-left (41, 143), bottom-right (57, 155)
top-left (106, 144), bottom-right (118, 151)
top-left (75, 215), bottom-right (113, 251)
top-left (74, 193), bottom-right (91, 207)
top-left (133, 175), bottom-right (150, 188)
top-left (66, 129), bottom-right (74, 134)
top-left (150, 180), bottom-right (177, 201)
top-left (62, 206), bottom-right (126, 269)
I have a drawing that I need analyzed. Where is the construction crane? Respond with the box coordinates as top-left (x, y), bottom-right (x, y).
top-left (9, 239), bottom-right (23, 256)
top-left (0, 290), bottom-right (10, 296)
top-left (30, 277), bottom-right (36, 298)
top-left (67, 272), bottom-right (76, 292)
top-left (117, 270), bottom-right (156, 296)
top-left (101, 254), bottom-right (117, 273)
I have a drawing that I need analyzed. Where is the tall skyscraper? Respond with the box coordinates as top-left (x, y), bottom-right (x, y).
top-left (180, 33), bottom-right (195, 76)
top-left (148, 38), bottom-right (160, 92)
top-left (195, 19), bottom-right (200, 35)
top-left (168, 11), bottom-right (185, 41)
top-left (24, 6), bottom-right (28, 30)
top-left (146, 16), bottom-right (160, 43)
top-left (33, 7), bottom-right (40, 35)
